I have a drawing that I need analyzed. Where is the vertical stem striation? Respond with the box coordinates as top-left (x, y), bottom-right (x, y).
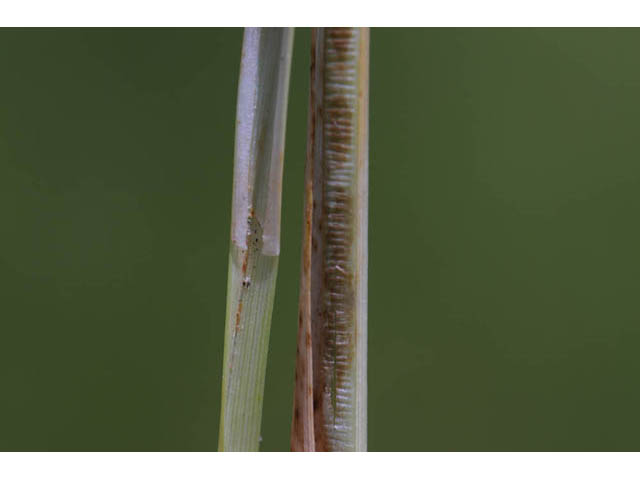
top-left (219, 27), bottom-right (294, 452)
top-left (292, 27), bottom-right (369, 452)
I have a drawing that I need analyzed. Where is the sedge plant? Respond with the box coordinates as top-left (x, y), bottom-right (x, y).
top-left (218, 27), bottom-right (294, 452)
top-left (290, 27), bottom-right (369, 452)
top-left (219, 27), bottom-right (368, 452)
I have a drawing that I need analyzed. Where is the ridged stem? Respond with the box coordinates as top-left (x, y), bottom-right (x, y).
top-left (219, 27), bottom-right (294, 452)
top-left (291, 27), bottom-right (369, 452)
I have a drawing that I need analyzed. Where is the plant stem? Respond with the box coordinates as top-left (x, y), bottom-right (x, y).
top-left (219, 27), bottom-right (294, 452)
top-left (291, 27), bottom-right (369, 452)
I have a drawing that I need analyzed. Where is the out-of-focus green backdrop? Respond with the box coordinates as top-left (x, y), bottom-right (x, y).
top-left (1, 28), bottom-right (640, 451)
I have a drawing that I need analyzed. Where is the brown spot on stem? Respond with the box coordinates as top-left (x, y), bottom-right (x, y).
top-left (235, 300), bottom-right (243, 333)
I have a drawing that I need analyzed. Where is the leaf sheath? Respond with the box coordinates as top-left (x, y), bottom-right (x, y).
top-left (291, 27), bottom-right (369, 452)
top-left (219, 27), bottom-right (294, 452)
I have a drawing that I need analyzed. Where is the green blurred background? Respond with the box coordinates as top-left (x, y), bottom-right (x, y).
top-left (1, 28), bottom-right (640, 451)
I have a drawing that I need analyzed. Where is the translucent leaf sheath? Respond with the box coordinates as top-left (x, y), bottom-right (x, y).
top-left (291, 27), bottom-right (369, 452)
top-left (219, 27), bottom-right (294, 452)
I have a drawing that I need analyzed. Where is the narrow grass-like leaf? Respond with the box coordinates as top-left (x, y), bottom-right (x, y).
top-left (291, 27), bottom-right (369, 452)
top-left (219, 27), bottom-right (294, 452)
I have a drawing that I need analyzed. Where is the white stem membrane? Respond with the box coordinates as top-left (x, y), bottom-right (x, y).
top-left (291, 27), bottom-right (369, 452)
top-left (219, 27), bottom-right (294, 452)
